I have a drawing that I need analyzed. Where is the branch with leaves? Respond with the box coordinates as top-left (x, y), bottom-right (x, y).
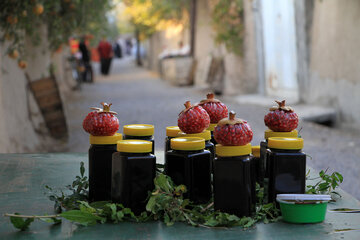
top-left (4, 161), bottom-right (342, 231)
top-left (306, 168), bottom-right (344, 198)
top-left (0, 0), bottom-right (113, 69)
top-left (210, 0), bottom-right (245, 56)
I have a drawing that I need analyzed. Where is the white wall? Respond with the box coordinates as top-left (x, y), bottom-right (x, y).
top-left (308, 0), bottom-right (360, 127)
top-left (194, 0), bottom-right (258, 95)
top-left (0, 26), bottom-right (65, 153)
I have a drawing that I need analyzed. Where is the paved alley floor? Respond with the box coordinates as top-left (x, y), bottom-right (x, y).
top-left (63, 57), bottom-right (360, 200)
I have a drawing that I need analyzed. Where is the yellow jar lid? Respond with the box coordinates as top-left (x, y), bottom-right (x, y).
top-left (123, 124), bottom-right (154, 136)
top-left (252, 145), bottom-right (260, 158)
top-left (170, 137), bottom-right (205, 151)
top-left (117, 140), bottom-right (152, 153)
top-left (178, 130), bottom-right (211, 141)
top-left (268, 137), bottom-right (304, 150)
top-left (207, 123), bottom-right (217, 132)
top-left (264, 129), bottom-right (298, 139)
top-left (166, 126), bottom-right (181, 137)
top-left (90, 133), bottom-right (123, 145)
top-left (216, 143), bottom-right (252, 157)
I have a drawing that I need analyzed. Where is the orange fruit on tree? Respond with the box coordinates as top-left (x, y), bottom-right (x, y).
top-left (33, 4), bottom-right (44, 15)
top-left (8, 50), bottom-right (19, 59)
top-left (18, 60), bottom-right (27, 69)
top-left (6, 16), bottom-right (18, 24)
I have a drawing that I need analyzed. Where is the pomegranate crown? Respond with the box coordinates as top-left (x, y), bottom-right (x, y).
top-left (269, 100), bottom-right (294, 112)
top-left (217, 111), bottom-right (245, 126)
top-left (90, 102), bottom-right (117, 115)
top-left (179, 101), bottom-right (195, 115)
top-left (199, 92), bottom-right (221, 104)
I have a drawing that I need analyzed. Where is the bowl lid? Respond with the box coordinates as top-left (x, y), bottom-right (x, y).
top-left (277, 194), bottom-right (331, 202)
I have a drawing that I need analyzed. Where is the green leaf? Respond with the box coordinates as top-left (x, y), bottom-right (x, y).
top-left (60, 210), bottom-right (102, 226)
top-left (80, 162), bottom-right (85, 177)
top-left (90, 201), bottom-right (110, 209)
top-left (10, 214), bottom-right (34, 231)
top-left (204, 217), bottom-right (219, 227)
top-left (116, 211), bottom-right (125, 221)
top-left (79, 201), bottom-right (96, 214)
top-left (226, 214), bottom-right (240, 222)
top-left (164, 213), bottom-right (173, 226)
top-left (154, 174), bottom-right (172, 193)
top-left (39, 217), bottom-right (62, 225)
top-left (181, 199), bottom-right (190, 208)
top-left (146, 196), bottom-right (157, 213)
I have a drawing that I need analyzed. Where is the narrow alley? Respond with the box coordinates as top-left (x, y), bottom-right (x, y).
top-left (63, 57), bottom-right (360, 200)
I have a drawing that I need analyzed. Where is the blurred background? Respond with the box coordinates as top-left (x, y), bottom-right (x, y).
top-left (0, 0), bottom-right (360, 198)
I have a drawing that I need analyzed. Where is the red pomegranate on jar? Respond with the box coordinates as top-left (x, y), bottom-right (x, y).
top-left (264, 100), bottom-right (298, 132)
top-left (83, 102), bottom-right (119, 136)
top-left (178, 101), bottom-right (210, 134)
top-left (214, 111), bottom-right (253, 146)
top-left (198, 93), bottom-right (228, 124)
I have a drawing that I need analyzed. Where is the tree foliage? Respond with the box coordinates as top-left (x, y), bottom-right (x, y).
top-left (0, 0), bottom-right (113, 62)
top-left (123, 0), bottom-right (189, 39)
top-left (210, 0), bottom-right (245, 56)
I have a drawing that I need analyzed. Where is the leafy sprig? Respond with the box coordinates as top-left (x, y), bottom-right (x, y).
top-left (5, 162), bottom-right (340, 231)
top-left (45, 162), bottom-right (89, 213)
top-left (306, 167), bottom-right (343, 198)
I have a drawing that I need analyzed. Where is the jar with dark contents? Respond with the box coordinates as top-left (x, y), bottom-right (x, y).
top-left (251, 145), bottom-right (261, 184)
top-left (214, 143), bottom-right (254, 217)
top-left (250, 146), bottom-right (261, 204)
top-left (178, 130), bottom-right (215, 170)
top-left (261, 129), bottom-right (298, 179)
top-left (164, 126), bottom-right (181, 153)
top-left (88, 133), bottom-right (123, 202)
top-left (207, 123), bottom-right (217, 145)
top-left (267, 137), bottom-right (306, 203)
top-left (165, 137), bottom-right (211, 204)
top-left (112, 140), bottom-right (156, 215)
top-left (123, 124), bottom-right (155, 154)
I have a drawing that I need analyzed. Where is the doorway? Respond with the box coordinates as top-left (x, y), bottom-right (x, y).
top-left (259, 0), bottom-right (299, 100)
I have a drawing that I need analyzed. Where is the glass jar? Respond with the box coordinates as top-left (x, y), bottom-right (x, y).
top-left (207, 123), bottom-right (217, 145)
top-left (165, 137), bottom-right (211, 204)
top-left (267, 137), bottom-right (306, 203)
top-left (88, 133), bottom-right (123, 202)
top-left (261, 129), bottom-right (298, 179)
top-left (251, 145), bottom-right (260, 203)
top-left (164, 126), bottom-right (181, 153)
top-left (123, 124), bottom-right (155, 154)
top-left (214, 143), bottom-right (254, 217)
top-left (112, 140), bottom-right (156, 215)
top-left (178, 130), bottom-right (215, 171)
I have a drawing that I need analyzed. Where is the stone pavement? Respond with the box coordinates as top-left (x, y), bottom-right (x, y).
top-left (62, 57), bottom-right (360, 200)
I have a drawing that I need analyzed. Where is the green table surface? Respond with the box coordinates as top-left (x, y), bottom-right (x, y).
top-left (0, 153), bottom-right (360, 239)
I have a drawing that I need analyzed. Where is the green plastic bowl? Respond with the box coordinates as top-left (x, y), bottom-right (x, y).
top-left (277, 194), bottom-right (331, 224)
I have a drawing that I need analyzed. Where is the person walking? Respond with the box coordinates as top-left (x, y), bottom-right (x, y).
top-left (114, 39), bottom-right (122, 58)
top-left (97, 37), bottom-right (113, 75)
top-left (79, 36), bottom-right (93, 82)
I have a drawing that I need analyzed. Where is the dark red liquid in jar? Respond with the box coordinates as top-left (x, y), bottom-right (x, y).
top-left (112, 152), bottom-right (156, 215)
top-left (267, 148), bottom-right (306, 203)
top-left (165, 149), bottom-right (212, 204)
top-left (89, 144), bottom-right (117, 201)
top-left (214, 155), bottom-right (254, 217)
